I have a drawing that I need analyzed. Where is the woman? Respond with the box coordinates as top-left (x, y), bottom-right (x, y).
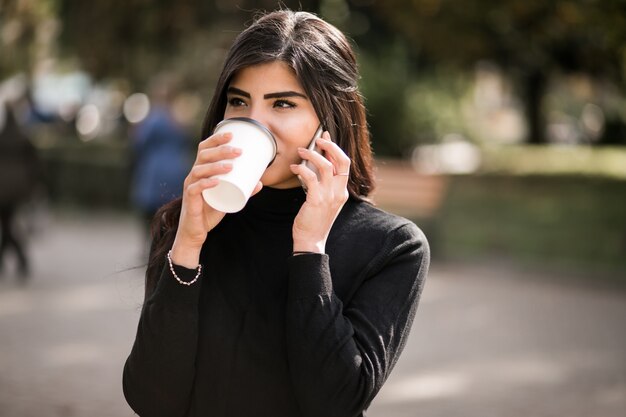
top-left (123, 9), bottom-right (429, 417)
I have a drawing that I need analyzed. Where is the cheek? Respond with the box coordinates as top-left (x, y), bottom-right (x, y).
top-left (274, 139), bottom-right (303, 167)
top-left (273, 121), bottom-right (318, 152)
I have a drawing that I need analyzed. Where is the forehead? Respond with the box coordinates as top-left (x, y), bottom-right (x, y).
top-left (229, 61), bottom-right (304, 93)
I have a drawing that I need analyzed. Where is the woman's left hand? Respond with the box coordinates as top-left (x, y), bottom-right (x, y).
top-left (290, 131), bottom-right (351, 253)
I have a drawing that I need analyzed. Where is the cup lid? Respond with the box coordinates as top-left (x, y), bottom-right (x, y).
top-left (214, 117), bottom-right (277, 166)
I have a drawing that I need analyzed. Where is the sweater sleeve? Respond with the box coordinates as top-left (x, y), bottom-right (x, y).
top-left (122, 261), bottom-right (202, 417)
top-left (286, 222), bottom-right (429, 417)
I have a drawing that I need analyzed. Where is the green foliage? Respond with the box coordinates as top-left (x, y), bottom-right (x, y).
top-left (479, 145), bottom-right (626, 179)
top-left (439, 174), bottom-right (626, 276)
top-left (56, 0), bottom-right (233, 87)
top-left (405, 70), bottom-right (472, 143)
top-left (370, 0), bottom-right (626, 78)
top-left (366, 0), bottom-right (626, 144)
top-left (358, 40), bottom-right (415, 157)
top-left (54, 0), bottom-right (323, 87)
top-left (359, 39), bottom-right (474, 156)
top-left (0, 0), bottom-right (57, 78)
top-left (4, 0), bottom-right (626, 153)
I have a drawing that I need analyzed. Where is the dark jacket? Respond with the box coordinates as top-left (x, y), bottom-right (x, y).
top-left (123, 187), bottom-right (430, 417)
top-left (0, 104), bottom-right (40, 206)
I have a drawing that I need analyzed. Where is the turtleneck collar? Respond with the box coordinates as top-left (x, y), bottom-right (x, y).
top-left (242, 186), bottom-right (306, 218)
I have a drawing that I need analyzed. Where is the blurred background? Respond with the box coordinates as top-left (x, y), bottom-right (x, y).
top-left (0, 0), bottom-right (624, 416)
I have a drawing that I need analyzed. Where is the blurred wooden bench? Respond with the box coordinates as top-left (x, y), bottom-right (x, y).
top-left (371, 159), bottom-right (449, 219)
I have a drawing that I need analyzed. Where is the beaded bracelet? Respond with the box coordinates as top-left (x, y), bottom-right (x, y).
top-left (167, 250), bottom-right (202, 286)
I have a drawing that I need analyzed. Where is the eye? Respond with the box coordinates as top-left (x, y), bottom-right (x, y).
top-left (273, 99), bottom-right (296, 109)
top-left (227, 97), bottom-right (247, 107)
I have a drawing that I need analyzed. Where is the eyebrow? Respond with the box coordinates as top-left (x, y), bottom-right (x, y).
top-left (227, 87), bottom-right (307, 100)
top-left (264, 91), bottom-right (308, 99)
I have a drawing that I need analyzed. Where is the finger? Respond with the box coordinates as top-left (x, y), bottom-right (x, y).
top-left (197, 132), bottom-right (233, 151)
top-left (196, 144), bottom-right (242, 164)
top-left (297, 146), bottom-right (334, 183)
top-left (314, 133), bottom-right (351, 177)
top-left (186, 177), bottom-right (219, 197)
top-left (187, 161), bottom-right (233, 183)
top-left (290, 163), bottom-right (320, 194)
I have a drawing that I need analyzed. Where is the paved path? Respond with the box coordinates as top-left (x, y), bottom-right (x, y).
top-left (0, 213), bottom-right (624, 417)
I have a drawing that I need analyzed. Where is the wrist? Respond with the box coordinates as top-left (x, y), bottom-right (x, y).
top-left (171, 238), bottom-right (202, 268)
top-left (292, 240), bottom-right (325, 254)
top-left (167, 250), bottom-right (202, 286)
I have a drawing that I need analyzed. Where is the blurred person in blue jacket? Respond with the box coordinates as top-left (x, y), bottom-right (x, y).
top-left (0, 101), bottom-right (41, 282)
top-left (130, 74), bottom-right (192, 240)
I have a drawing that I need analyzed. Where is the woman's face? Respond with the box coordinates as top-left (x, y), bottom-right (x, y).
top-left (223, 61), bottom-right (321, 189)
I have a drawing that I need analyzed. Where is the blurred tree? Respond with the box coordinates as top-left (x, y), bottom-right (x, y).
top-left (358, 40), bottom-right (419, 156)
top-left (365, 0), bottom-right (626, 144)
top-left (57, 0), bottom-right (226, 88)
top-left (56, 0), bottom-right (322, 89)
top-left (0, 0), bottom-right (58, 78)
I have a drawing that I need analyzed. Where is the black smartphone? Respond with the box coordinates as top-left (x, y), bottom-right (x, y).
top-left (298, 125), bottom-right (324, 191)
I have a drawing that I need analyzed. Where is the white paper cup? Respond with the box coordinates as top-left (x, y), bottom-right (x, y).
top-left (202, 117), bottom-right (276, 213)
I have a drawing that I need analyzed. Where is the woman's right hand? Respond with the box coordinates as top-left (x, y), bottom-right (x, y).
top-left (171, 132), bottom-right (259, 268)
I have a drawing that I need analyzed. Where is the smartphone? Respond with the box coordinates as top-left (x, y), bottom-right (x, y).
top-left (298, 125), bottom-right (324, 192)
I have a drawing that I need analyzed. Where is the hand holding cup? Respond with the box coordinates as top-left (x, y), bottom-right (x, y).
top-left (171, 118), bottom-right (275, 267)
top-left (202, 118), bottom-right (277, 213)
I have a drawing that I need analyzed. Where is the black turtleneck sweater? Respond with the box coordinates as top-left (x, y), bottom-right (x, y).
top-left (123, 187), bottom-right (429, 417)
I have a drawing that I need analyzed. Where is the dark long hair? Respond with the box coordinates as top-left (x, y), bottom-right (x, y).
top-left (145, 10), bottom-right (375, 297)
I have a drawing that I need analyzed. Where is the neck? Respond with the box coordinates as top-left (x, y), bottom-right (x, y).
top-left (242, 186), bottom-right (306, 218)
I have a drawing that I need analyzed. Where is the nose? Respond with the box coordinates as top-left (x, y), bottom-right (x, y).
top-left (247, 106), bottom-right (272, 131)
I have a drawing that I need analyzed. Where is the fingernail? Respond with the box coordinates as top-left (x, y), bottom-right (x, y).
top-left (298, 147), bottom-right (306, 153)
top-left (223, 132), bottom-right (232, 138)
top-left (221, 162), bottom-right (233, 169)
top-left (232, 147), bottom-right (242, 154)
